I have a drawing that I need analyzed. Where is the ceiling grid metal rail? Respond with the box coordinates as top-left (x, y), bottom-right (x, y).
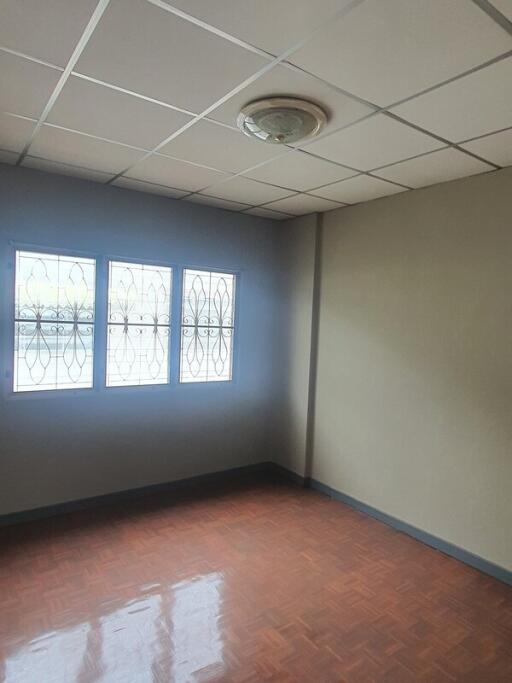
top-left (0, 0), bottom-right (510, 214)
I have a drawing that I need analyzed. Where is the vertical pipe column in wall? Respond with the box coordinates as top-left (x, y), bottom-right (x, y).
top-left (304, 213), bottom-right (323, 482)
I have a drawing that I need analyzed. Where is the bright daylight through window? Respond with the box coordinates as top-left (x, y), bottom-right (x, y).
top-left (180, 269), bottom-right (236, 383)
top-left (106, 261), bottom-right (172, 387)
top-left (14, 250), bottom-right (96, 392)
top-left (12, 253), bottom-right (236, 392)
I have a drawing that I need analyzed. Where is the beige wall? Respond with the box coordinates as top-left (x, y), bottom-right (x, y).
top-left (276, 214), bottom-right (317, 477)
top-left (312, 168), bottom-right (512, 570)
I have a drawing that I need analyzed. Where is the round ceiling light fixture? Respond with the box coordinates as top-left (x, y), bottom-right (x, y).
top-left (237, 97), bottom-right (327, 145)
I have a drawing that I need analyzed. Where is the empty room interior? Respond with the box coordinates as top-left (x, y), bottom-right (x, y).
top-left (1, 1), bottom-right (512, 681)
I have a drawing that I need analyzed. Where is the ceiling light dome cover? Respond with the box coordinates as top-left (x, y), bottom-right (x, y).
top-left (237, 97), bottom-right (327, 145)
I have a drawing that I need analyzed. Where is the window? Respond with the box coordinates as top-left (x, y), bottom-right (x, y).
top-left (14, 250), bottom-right (96, 392)
top-left (180, 269), bottom-right (236, 383)
top-left (106, 260), bottom-right (172, 387)
top-left (10, 251), bottom-right (237, 394)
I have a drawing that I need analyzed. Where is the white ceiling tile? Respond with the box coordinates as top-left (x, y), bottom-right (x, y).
top-left (244, 150), bottom-right (356, 191)
top-left (245, 206), bottom-right (292, 220)
top-left (290, 0), bottom-right (512, 106)
top-left (201, 176), bottom-right (294, 204)
top-left (112, 177), bottom-right (189, 198)
top-left (0, 51), bottom-right (61, 118)
top-left (305, 114), bottom-right (443, 171)
top-left (76, 0), bottom-right (269, 114)
top-left (263, 193), bottom-right (345, 215)
top-left (185, 194), bottom-right (251, 211)
top-left (163, 0), bottom-right (351, 55)
top-left (392, 58), bottom-right (512, 142)
top-left (313, 175), bottom-right (407, 203)
top-left (376, 148), bottom-right (493, 189)
top-left (159, 119), bottom-right (284, 173)
top-left (460, 128), bottom-right (512, 167)
top-left (48, 76), bottom-right (192, 150)
top-left (0, 1), bottom-right (98, 67)
top-left (0, 149), bottom-right (19, 165)
top-left (489, 0), bottom-right (512, 20)
top-left (29, 126), bottom-right (145, 174)
top-left (209, 63), bottom-right (373, 139)
top-left (22, 156), bottom-right (113, 182)
top-left (0, 113), bottom-right (35, 153)
top-left (125, 154), bottom-right (227, 192)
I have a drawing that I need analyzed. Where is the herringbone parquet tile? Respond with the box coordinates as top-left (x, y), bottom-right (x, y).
top-left (0, 474), bottom-right (511, 682)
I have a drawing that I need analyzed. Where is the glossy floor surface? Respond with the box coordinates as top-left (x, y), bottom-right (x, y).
top-left (1, 474), bottom-right (511, 683)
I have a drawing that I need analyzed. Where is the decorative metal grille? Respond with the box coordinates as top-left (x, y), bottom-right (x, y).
top-left (106, 261), bottom-right (172, 387)
top-left (14, 251), bottom-right (96, 392)
top-left (180, 269), bottom-right (235, 383)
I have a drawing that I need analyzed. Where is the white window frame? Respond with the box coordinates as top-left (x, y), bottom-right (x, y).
top-left (104, 257), bottom-right (173, 389)
top-left (179, 267), bottom-right (238, 384)
top-left (7, 244), bottom-right (100, 397)
top-left (2, 243), bottom-right (240, 398)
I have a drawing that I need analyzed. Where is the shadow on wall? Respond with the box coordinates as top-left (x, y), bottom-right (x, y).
top-left (274, 214), bottom-right (319, 478)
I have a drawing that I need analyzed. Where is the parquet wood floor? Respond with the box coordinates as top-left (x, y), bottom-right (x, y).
top-left (0, 473), bottom-right (511, 682)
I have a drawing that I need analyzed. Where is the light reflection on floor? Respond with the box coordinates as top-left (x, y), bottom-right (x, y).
top-left (171, 573), bottom-right (224, 682)
top-left (3, 573), bottom-right (224, 683)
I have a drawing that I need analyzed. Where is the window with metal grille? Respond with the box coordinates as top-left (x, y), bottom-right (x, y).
top-left (13, 250), bottom-right (96, 392)
top-left (180, 269), bottom-right (236, 383)
top-left (106, 260), bottom-right (172, 387)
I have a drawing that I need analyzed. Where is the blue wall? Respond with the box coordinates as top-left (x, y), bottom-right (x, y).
top-left (0, 164), bottom-right (285, 513)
